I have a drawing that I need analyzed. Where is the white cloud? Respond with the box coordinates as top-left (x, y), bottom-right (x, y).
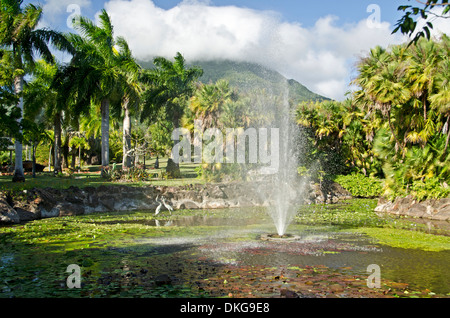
top-left (414, 6), bottom-right (450, 39)
top-left (104, 0), bottom-right (406, 100)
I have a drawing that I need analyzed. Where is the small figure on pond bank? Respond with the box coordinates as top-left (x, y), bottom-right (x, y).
top-left (162, 196), bottom-right (173, 215)
top-left (154, 195), bottom-right (173, 215)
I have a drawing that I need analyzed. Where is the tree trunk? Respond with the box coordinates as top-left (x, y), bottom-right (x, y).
top-left (101, 99), bottom-right (110, 177)
top-left (167, 114), bottom-right (181, 178)
top-left (71, 146), bottom-right (76, 170)
top-left (122, 98), bottom-right (132, 169)
top-left (32, 141), bottom-right (37, 178)
top-left (78, 146), bottom-right (82, 172)
top-left (12, 75), bottom-right (25, 182)
top-left (62, 136), bottom-right (69, 169)
top-left (443, 115), bottom-right (450, 157)
top-left (387, 110), bottom-right (404, 154)
top-left (54, 112), bottom-right (62, 174)
top-left (48, 145), bottom-right (52, 172)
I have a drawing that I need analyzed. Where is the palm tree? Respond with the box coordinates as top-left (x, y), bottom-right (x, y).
top-left (406, 39), bottom-right (439, 123)
top-left (140, 52), bottom-right (203, 176)
top-left (354, 46), bottom-right (411, 154)
top-left (62, 9), bottom-right (132, 176)
top-left (220, 96), bottom-right (250, 129)
top-left (189, 79), bottom-right (236, 131)
top-left (429, 53), bottom-right (450, 155)
top-left (116, 37), bottom-right (141, 169)
top-left (79, 102), bottom-right (102, 140)
top-left (23, 59), bottom-right (59, 175)
top-left (141, 52), bottom-right (203, 130)
top-left (0, 49), bottom-right (21, 149)
top-left (0, 0), bottom-right (74, 182)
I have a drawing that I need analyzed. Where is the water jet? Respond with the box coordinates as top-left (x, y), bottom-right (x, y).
top-left (262, 83), bottom-right (302, 237)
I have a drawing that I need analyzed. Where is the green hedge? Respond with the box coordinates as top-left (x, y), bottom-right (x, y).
top-left (334, 173), bottom-right (383, 198)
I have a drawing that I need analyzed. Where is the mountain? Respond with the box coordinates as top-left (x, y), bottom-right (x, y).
top-left (139, 59), bottom-right (330, 103)
top-left (191, 60), bottom-right (330, 103)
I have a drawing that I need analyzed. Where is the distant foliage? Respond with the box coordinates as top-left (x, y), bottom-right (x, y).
top-left (103, 165), bottom-right (150, 182)
top-left (334, 173), bottom-right (383, 198)
top-left (296, 99), bottom-right (382, 178)
top-left (324, 36), bottom-right (450, 201)
top-left (196, 162), bottom-right (245, 182)
top-left (409, 177), bottom-right (450, 201)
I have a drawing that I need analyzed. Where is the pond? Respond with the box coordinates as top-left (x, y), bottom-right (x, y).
top-left (0, 199), bottom-right (449, 298)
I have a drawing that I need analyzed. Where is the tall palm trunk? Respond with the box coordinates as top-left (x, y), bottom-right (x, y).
top-left (122, 98), bottom-right (132, 169)
top-left (31, 140), bottom-right (37, 178)
top-left (171, 113), bottom-right (181, 151)
top-left (78, 146), bottom-right (82, 172)
top-left (71, 146), bottom-right (77, 169)
top-left (101, 99), bottom-right (110, 176)
top-left (166, 113), bottom-right (182, 178)
top-left (54, 112), bottom-right (62, 174)
top-left (444, 115), bottom-right (450, 157)
top-left (12, 75), bottom-right (25, 182)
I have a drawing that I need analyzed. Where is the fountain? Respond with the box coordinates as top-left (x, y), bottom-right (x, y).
top-left (266, 86), bottom-right (301, 237)
top-left (244, 80), bottom-right (302, 238)
top-left (260, 233), bottom-right (300, 241)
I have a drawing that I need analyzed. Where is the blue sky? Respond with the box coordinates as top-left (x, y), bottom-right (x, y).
top-left (34, 0), bottom-right (406, 32)
top-left (28, 0), bottom-right (449, 100)
top-left (152, 0), bottom-right (404, 26)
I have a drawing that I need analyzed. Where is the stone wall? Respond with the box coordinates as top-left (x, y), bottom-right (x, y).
top-left (375, 196), bottom-right (450, 221)
top-left (0, 180), bottom-right (352, 224)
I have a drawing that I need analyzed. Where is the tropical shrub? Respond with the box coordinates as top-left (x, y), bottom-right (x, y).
top-left (296, 99), bottom-right (382, 177)
top-left (349, 36), bottom-right (450, 200)
top-left (410, 177), bottom-right (450, 201)
top-left (374, 128), bottom-right (450, 200)
top-left (103, 165), bottom-right (150, 182)
top-left (334, 173), bottom-right (383, 198)
top-left (196, 162), bottom-right (245, 182)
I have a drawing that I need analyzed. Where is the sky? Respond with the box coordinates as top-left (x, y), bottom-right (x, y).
top-left (28, 0), bottom-right (450, 101)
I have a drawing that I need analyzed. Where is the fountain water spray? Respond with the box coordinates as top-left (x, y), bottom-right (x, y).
top-left (265, 85), bottom-right (300, 236)
top-left (170, 72), bottom-right (301, 237)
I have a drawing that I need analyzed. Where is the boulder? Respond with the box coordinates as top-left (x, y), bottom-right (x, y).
top-left (33, 188), bottom-right (63, 212)
top-left (208, 185), bottom-right (227, 199)
top-left (59, 203), bottom-right (85, 216)
top-left (0, 195), bottom-right (19, 224)
top-left (375, 196), bottom-right (450, 220)
top-left (98, 195), bottom-right (117, 211)
top-left (202, 199), bottom-right (229, 209)
top-left (176, 200), bottom-right (199, 210)
top-left (407, 203), bottom-right (427, 218)
top-left (0, 179), bottom-right (355, 223)
top-left (15, 207), bottom-right (39, 221)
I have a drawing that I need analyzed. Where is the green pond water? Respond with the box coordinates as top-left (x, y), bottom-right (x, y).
top-left (0, 199), bottom-right (449, 298)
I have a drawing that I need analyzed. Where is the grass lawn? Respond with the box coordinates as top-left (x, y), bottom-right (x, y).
top-left (0, 157), bottom-right (204, 192)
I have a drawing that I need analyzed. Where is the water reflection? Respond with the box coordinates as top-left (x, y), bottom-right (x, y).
top-left (133, 215), bottom-right (450, 294)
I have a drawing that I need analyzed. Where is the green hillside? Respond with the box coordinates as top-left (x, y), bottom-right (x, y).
top-left (192, 60), bottom-right (329, 103)
top-left (139, 59), bottom-right (329, 103)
